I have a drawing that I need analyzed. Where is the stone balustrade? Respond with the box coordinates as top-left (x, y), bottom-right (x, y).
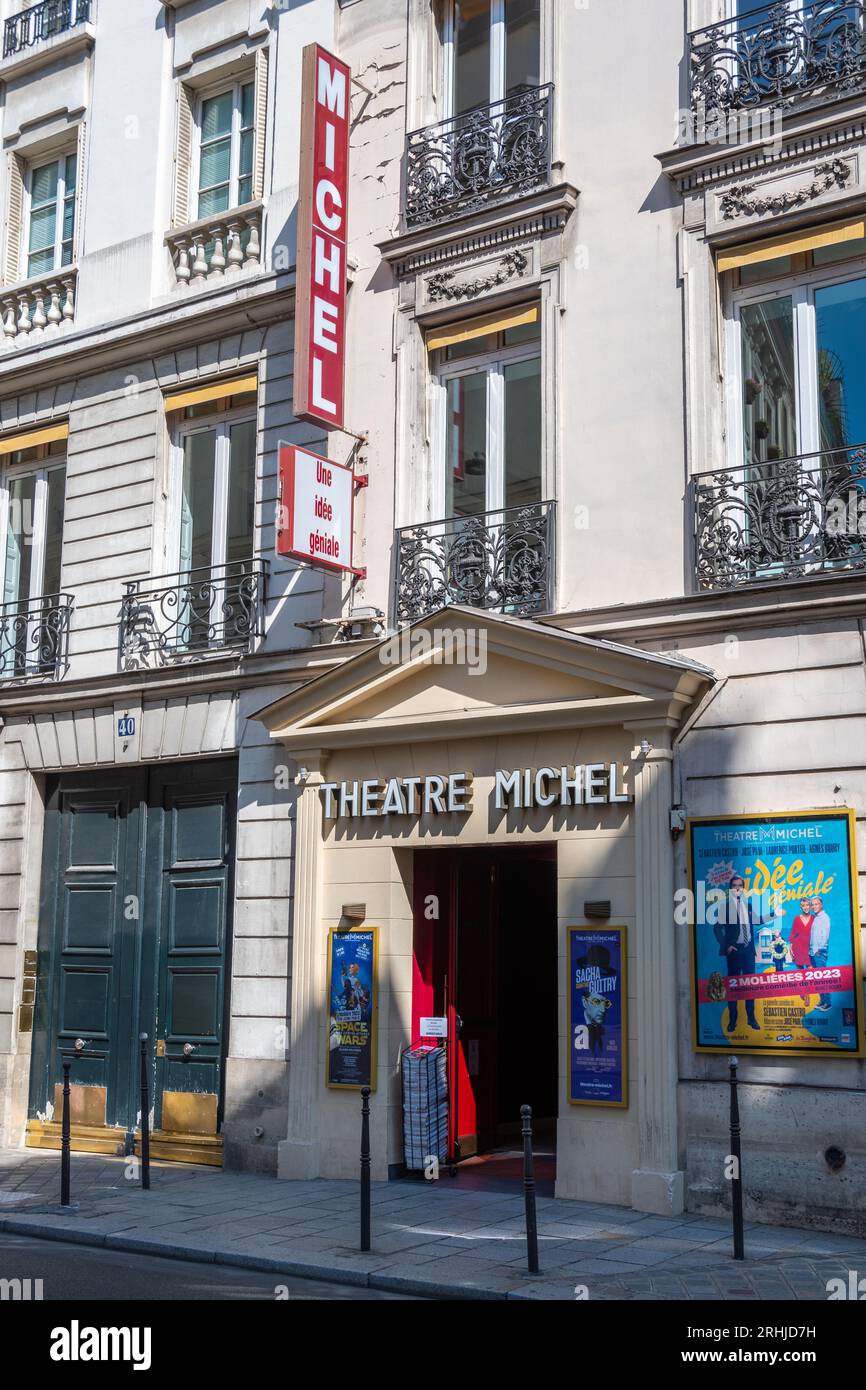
top-left (165, 202), bottom-right (263, 288)
top-left (1, 269), bottom-right (77, 344)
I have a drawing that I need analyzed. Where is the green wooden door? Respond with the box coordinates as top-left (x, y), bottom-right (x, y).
top-left (29, 771), bottom-right (147, 1140)
top-left (146, 764), bottom-right (236, 1143)
top-left (29, 760), bottom-right (237, 1157)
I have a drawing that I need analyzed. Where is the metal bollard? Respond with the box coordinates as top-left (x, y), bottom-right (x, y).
top-left (139, 1034), bottom-right (151, 1191)
top-left (521, 1104), bottom-right (540, 1274)
top-left (729, 1056), bottom-right (745, 1261)
top-left (60, 1060), bottom-right (72, 1208)
top-left (360, 1086), bottom-right (371, 1252)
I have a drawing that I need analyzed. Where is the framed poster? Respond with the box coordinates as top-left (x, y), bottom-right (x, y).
top-left (326, 927), bottom-right (378, 1089)
top-left (687, 810), bottom-right (865, 1058)
top-left (568, 927), bottom-right (628, 1107)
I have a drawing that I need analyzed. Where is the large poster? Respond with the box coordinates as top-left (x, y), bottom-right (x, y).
top-left (568, 927), bottom-right (628, 1107)
top-left (687, 811), bottom-right (865, 1057)
top-left (326, 928), bottom-right (378, 1089)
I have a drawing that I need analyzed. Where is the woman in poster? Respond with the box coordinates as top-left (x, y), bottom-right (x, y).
top-left (789, 898), bottom-right (813, 1002)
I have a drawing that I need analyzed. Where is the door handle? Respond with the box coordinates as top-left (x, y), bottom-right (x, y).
top-left (182, 1043), bottom-right (197, 1057)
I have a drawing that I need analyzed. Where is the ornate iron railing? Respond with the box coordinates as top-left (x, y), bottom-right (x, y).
top-left (693, 445), bottom-right (866, 590)
top-left (690, 1), bottom-right (866, 114)
top-left (405, 84), bottom-right (553, 228)
top-left (4, 0), bottom-right (91, 59)
top-left (0, 592), bottom-right (72, 680)
top-left (120, 558), bottom-right (267, 670)
top-left (394, 501), bottom-right (555, 624)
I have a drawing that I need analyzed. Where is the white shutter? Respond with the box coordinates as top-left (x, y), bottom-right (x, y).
top-left (173, 82), bottom-right (194, 228)
top-left (252, 45), bottom-right (270, 201)
top-left (3, 153), bottom-right (25, 286)
top-left (72, 121), bottom-right (87, 262)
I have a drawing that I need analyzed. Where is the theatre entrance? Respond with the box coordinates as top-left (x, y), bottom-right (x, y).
top-left (412, 846), bottom-right (558, 1181)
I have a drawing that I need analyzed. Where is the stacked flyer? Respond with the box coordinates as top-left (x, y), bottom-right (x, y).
top-left (402, 1045), bottom-right (449, 1171)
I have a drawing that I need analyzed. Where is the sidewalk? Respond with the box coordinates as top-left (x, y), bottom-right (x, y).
top-left (1, 1148), bottom-right (864, 1301)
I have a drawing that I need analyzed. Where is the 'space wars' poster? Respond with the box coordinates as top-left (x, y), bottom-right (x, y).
top-left (687, 811), bottom-right (865, 1057)
top-left (568, 927), bottom-right (628, 1106)
top-left (326, 928), bottom-right (378, 1089)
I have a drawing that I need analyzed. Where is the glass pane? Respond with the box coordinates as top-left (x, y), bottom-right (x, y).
top-left (64, 152), bottom-right (77, 195)
top-left (445, 332), bottom-right (497, 362)
top-left (454, 0), bottom-right (491, 114)
top-left (30, 161), bottom-right (59, 208)
top-left (815, 277), bottom-right (866, 451)
top-left (181, 431), bottom-right (217, 575)
top-left (237, 176), bottom-right (253, 207)
top-left (42, 467), bottom-right (66, 598)
top-left (226, 420), bottom-right (256, 565)
top-left (5, 474), bottom-right (37, 608)
top-left (27, 247), bottom-right (55, 278)
top-left (504, 356), bottom-right (542, 509)
top-left (197, 185), bottom-right (230, 218)
top-left (504, 316), bottom-right (541, 347)
top-left (739, 254), bottom-right (795, 286)
top-left (505, 0), bottom-right (540, 93)
top-left (62, 193), bottom-right (75, 245)
top-left (28, 203), bottom-right (57, 254)
top-left (445, 372), bottom-right (487, 517)
top-left (240, 82), bottom-right (254, 129)
top-left (239, 129), bottom-right (253, 180)
top-left (813, 232), bottom-right (866, 268)
top-left (201, 91), bottom-right (233, 143)
top-left (199, 138), bottom-right (232, 192)
top-left (739, 297), bottom-right (797, 467)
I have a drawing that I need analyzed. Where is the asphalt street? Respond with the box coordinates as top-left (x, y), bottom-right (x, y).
top-left (0, 1232), bottom-right (417, 1301)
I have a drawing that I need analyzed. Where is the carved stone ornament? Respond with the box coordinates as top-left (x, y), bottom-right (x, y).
top-left (427, 249), bottom-right (530, 303)
top-left (719, 159), bottom-right (852, 220)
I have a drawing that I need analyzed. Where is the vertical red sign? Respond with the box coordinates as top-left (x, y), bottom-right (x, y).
top-left (293, 43), bottom-right (351, 430)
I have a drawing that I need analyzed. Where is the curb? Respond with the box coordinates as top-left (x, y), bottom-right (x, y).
top-left (0, 1214), bottom-right (520, 1300)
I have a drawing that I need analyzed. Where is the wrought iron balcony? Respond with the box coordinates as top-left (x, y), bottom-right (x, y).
top-left (0, 592), bottom-right (72, 681)
top-left (693, 445), bottom-right (866, 591)
top-left (394, 500), bottom-right (555, 625)
top-left (690, 1), bottom-right (866, 115)
top-left (405, 84), bottom-right (553, 229)
top-left (120, 558), bottom-right (267, 671)
top-left (4, 0), bottom-right (91, 60)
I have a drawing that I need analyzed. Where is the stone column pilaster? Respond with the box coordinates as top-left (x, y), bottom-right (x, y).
top-left (278, 753), bottom-right (327, 1180)
top-left (629, 732), bottom-right (685, 1215)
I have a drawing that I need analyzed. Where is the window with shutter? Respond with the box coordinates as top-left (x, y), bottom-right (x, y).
top-left (3, 153), bottom-right (25, 286)
top-left (173, 82), bottom-right (194, 229)
top-left (252, 45), bottom-right (269, 202)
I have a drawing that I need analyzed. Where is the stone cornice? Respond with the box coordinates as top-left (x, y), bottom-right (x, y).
top-left (0, 269), bottom-right (295, 393)
top-left (377, 182), bottom-right (579, 277)
top-left (657, 96), bottom-right (866, 193)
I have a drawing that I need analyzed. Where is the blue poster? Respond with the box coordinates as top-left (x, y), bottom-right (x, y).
top-left (568, 927), bottom-right (627, 1107)
top-left (688, 811), bottom-right (865, 1057)
top-left (326, 928), bottom-right (378, 1089)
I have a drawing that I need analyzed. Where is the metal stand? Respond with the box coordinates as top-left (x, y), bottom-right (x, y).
top-left (139, 1033), bottom-right (151, 1191)
top-left (521, 1104), bottom-right (540, 1274)
top-left (60, 1060), bottom-right (72, 1208)
top-left (360, 1085), bottom-right (371, 1251)
top-left (729, 1056), bottom-right (745, 1261)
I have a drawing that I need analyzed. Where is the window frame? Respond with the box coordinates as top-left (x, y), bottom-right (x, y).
top-left (724, 253), bottom-right (866, 472)
top-left (192, 76), bottom-right (255, 221)
top-left (442, 0), bottom-right (542, 120)
top-left (168, 400), bottom-right (258, 578)
top-left (430, 330), bottom-right (542, 519)
top-left (23, 150), bottom-right (76, 281)
top-left (0, 449), bottom-right (67, 612)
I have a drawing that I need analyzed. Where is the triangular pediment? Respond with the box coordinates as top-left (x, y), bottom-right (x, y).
top-left (255, 607), bottom-right (714, 751)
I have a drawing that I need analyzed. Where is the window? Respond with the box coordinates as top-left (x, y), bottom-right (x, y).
top-left (196, 80), bottom-right (255, 219)
top-left (170, 399), bottom-right (257, 651)
top-left (726, 238), bottom-right (866, 470)
top-left (0, 440), bottom-right (67, 676)
top-left (26, 152), bottom-right (76, 279)
top-left (445, 0), bottom-right (541, 116)
top-left (432, 307), bottom-right (542, 518)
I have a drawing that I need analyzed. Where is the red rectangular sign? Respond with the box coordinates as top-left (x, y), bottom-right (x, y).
top-left (293, 44), bottom-right (351, 430)
top-left (277, 442), bottom-right (359, 574)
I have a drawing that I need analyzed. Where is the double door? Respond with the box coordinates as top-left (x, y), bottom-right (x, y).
top-left (27, 760), bottom-right (237, 1162)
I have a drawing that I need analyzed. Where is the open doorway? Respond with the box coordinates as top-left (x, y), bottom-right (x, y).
top-left (412, 846), bottom-right (558, 1190)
